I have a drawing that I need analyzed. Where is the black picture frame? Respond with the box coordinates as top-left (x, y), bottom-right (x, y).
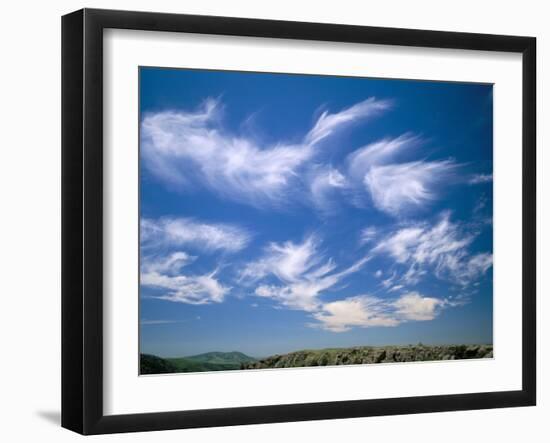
top-left (62, 8), bottom-right (536, 435)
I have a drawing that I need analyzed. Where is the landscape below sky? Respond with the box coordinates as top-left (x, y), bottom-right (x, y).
top-left (139, 67), bottom-right (493, 371)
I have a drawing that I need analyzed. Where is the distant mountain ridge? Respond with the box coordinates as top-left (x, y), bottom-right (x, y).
top-left (140, 351), bottom-right (257, 374)
top-left (185, 351), bottom-right (255, 365)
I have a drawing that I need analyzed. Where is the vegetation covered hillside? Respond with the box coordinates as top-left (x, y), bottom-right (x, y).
top-left (241, 344), bottom-right (493, 369)
top-left (140, 353), bottom-right (178, 374)
top-left (140, 351), bottom-right (257, 374)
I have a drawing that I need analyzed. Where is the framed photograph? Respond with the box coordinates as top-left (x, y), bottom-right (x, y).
top-left (61, 8), bottom-right (536, 435)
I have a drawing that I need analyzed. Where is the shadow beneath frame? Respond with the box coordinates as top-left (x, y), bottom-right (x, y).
top-left (36, 410), bottom-right (61, 426)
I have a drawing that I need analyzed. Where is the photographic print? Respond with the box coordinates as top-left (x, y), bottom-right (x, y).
top-left (138, 67), bottom-right (493, 375)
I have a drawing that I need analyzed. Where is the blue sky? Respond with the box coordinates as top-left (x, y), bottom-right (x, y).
top-left (139, 67), bottom-right (493, 358)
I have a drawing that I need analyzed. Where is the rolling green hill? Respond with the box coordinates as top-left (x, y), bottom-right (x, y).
top-left (140, 353), bottom-right (178, 374)
top-left (140, 351), bottom-right (257, 374)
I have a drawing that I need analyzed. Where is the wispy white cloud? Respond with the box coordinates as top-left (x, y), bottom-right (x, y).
top-left (346, 134), bottom-right (458, 216)
top-left (308, 166), bottom-right (348, 212)
top-left (374, 212), bottom-right (492, 287)
top-left (365, 160), bottom-right (457, 216)
top-left (240, 235), bottom-right (324, 283)
top-left (140, 318), bottom-right (200, 325)
top-left (380, 271), bottom-right (398, 289)
top-left (242, 236), bottom-right (370, 312)
top-left (359, 226), bottom-right (378, 245)
top-left (140, 319), bottom-right (180, 325)
top-left (141, 99), bottom-right (312, 207)
top-left (141, 251), bottom-right (195, 274)
top-left (142, 98), bottom-right (462, 217)
top-left (468, 173), bottom-right (493, 184)
top-left (312, 291), bottom-right (447, 332)
top-left (449, 252), bottom-right (493, 286)
top-left (401, 265), bottom-right (427, 286)
top-left (141, 217), bottom-right (251, 253)
top-left (389, 284), bottom-right (405, 292)
top-left (141, 251), bottom-right (230, 305)
top-left (141, 97), bottom-right (391, 208)
top-left (305, 98), bottom-right (393, 145)
top-left (141, 266), bottom-right (229, 305)
top-left (347, 133), bottom-right (420, 181)
top-left (254, 284), bottom-right (321, 312)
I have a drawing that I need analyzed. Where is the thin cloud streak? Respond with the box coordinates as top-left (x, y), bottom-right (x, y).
top-left (141, 217), bottom-right (251, 253)
top-left (468, 173), bottom-right (493, 184)
top-left (140, 319), bottom-right (185, 325)
top-left (305, 98), bottom-right (393, 145)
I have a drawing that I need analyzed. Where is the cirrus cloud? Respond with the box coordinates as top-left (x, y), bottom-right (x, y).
top-left (364, 160), bottom-right (457, 216)
top-left (373, 211), bottom-right (493, 287)
top-left (141, 251), bottom-right (230, 305)
top-left (308, 166), bottom-right (349, 212)
top-left (468, 173), bottom-right (493, 184)
top-left (142, 269), bottom-right (229, 305)
top-left (241, 235), bottom-right (371, 312)
top-left (305, 97), bottom-right (393, 145)
top-left (141, 97), bottom-right (391, 209)
top-left (141, 217), bottom-right (251, 253)
top-left (346, 134), bottom-right (459, 216)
